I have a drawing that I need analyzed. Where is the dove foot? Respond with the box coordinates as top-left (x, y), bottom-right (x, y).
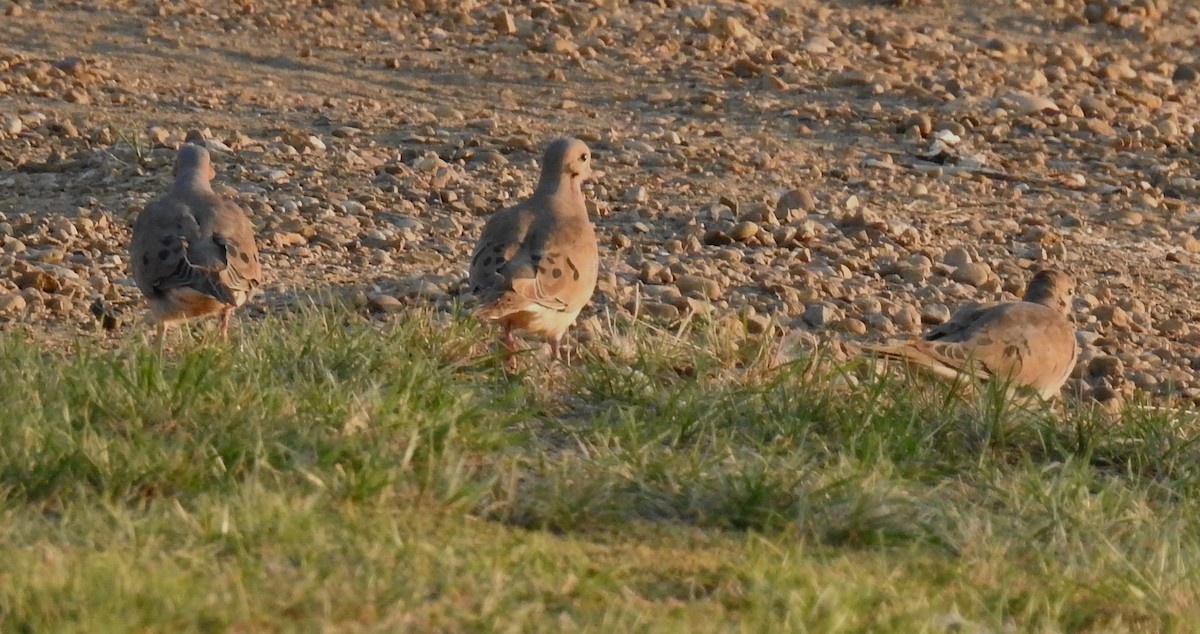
top-left (549, 337), bottom-right (573, 365)
top-left (501, 324), bottom-right (519, 353)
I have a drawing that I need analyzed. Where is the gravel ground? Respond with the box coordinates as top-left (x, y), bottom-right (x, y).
top-left (3, 0), bottom-right (1200, 407)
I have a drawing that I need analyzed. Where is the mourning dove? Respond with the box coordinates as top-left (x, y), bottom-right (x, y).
top-left (864, 269), bottom-right (1077, 400)
top-left (129, 132), bottom-right (262, 347)
top-left (468, 137), bottom-right (598, 361)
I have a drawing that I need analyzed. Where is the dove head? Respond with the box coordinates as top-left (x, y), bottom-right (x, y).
top-left (173, 143), bottom-right (215, 189)
top-left (1023, 269), bottom-right (1075, 316)
top-left (536, 137), bottom-right (592, 196)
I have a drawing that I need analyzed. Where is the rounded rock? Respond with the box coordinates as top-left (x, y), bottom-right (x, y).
top-left (950, 262), bottom-right (991, 287)
top-left (730, 221), bottom-right (760, 242)
top-left (676, 275), bottom-right (722, 301)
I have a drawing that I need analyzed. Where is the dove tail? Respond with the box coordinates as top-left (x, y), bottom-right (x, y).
top-left (178, 264), bottom-right (236, 306)
top-left (476, 288), bottom-right (553, 324)
top-left (862, 342), bottom-right (988, 383)
top-left (474, 303), bottom-right (503, 320)
top-left (474, 293), bottom-right (520, 320)
top-left (198, 273), bottom-right (238, 306)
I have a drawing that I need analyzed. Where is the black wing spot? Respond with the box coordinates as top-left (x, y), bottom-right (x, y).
top-left (160, 236), bottom-right (174, 246)
top-left (227, 244), bottom-right (239, 258)
top-left (142, 255), bottom-right (149, 265)
top-left (537, 266), bottom-right (546, 275)
top-left (240, 252), bottom-right (250, 264)
top-left (491, 245), bottom-right (503, 253)
top-left (544, 254), bottom-right (557, 265)
top-left (157, 249), bottom-right (170, 261)
top-left (566, 258), bottom-right (580, 281)
top-left (482, 256), bottom-right (493, 267)
top-left (552, 268), bottom-right (563, 279)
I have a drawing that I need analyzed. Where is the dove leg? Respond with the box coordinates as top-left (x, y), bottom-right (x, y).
top-left (155, 319), bottom-right (168, 351)
top-left (219, 308), bottom-right (233, 341)
top-left (501, 323), bottom-right (517, 353)
top-left (549, 336), bottom-right (572, 364)
top-left (497, 323), bottom-right (521, 373)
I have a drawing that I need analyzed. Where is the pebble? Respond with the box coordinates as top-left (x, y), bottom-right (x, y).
top-left (1087, 356), bottom-right (1125, 382)
top-left (730, 221), bottom-right (759, 242)
top-left (803, 302), bottom-right (841, 329)
top-left (776, 189), bottom-right (816, 217)
top-left (273, 232), bottom-right (307, 247)
top-left (899, 261), bottom-right (931, 284)
top-left (950, 262), bottom-right (991, 287)
top-left (892, 304), bottom-right (922, 332)
top-left (367, 294), bottom-right (403, 314)
top-left (1173, 65), bottom-right (1198, 83)
top-left (744, 312), bottom-right (772, 335)
top-left (16, 270), bottom-right (62, 293)
top-left (676, 275), bottom-right (721, 301)
top-left (997, 92), bottom-right (1058, 116)
top-left (943, 247), bottom-right (972, 268)
top-left (542, 34), bottom-right (578, 55)
top-left (641, 302), bottom-right (680, 321)
top-left (920, 303), bottom-right (952, 325)
top-left (638, 261), bottom-right (673, 285)
top-left (625, 186), bottom-right (648, 203)
top-left (471, 150), bottom-right (508, 166)
top-left (0, 293), bottom-right (25, 314)
top-left (1094, 305), bottom-right (1131, 329)
top-left (839, 317), bottom-right (868, 335)
top-left (492, 11), bottom-right (517, 35)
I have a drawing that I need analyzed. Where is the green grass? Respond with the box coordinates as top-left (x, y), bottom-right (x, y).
top-left (1, 307), bottom-right (1198, 632)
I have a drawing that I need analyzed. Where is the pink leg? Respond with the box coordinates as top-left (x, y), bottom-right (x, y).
top-left (498, 323), bottom-right (520, 373)
top-left (220, 308), bottom-right (233, 341)
top-left (155, 319), bottom-right (168, 352)
top-left (550, 336), bottom-right (571, 364)
top-left (501, 323), bottom-right (517, 353)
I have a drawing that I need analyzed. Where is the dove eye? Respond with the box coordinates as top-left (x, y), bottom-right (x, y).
top-left (580, 154), bottom-right (589, 162)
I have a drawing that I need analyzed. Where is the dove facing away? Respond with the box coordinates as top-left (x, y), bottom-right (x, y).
top-left (130, 133), bottom-right (262, 347)
top-left (468, 137), bottom-right (599, 361)
top-left (863, 269), bottom-right (1078, 400)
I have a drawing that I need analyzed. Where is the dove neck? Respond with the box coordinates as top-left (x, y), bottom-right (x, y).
top-left (171, 172), bottom-right (214, 195)
top-left (1024, 288), bottom-right (1067, 314)
top-left (535, 174), bottom-right (584, 206)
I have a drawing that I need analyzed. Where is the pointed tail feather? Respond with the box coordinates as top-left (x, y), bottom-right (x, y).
top-left (474, 291), bottom-right (534, 321)
top-left (198, 272), bottom-right (238, 306)
top-left (862, 341), bottom-right (991, 383)
top-left (510, 277), bottom-right (569, 312)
